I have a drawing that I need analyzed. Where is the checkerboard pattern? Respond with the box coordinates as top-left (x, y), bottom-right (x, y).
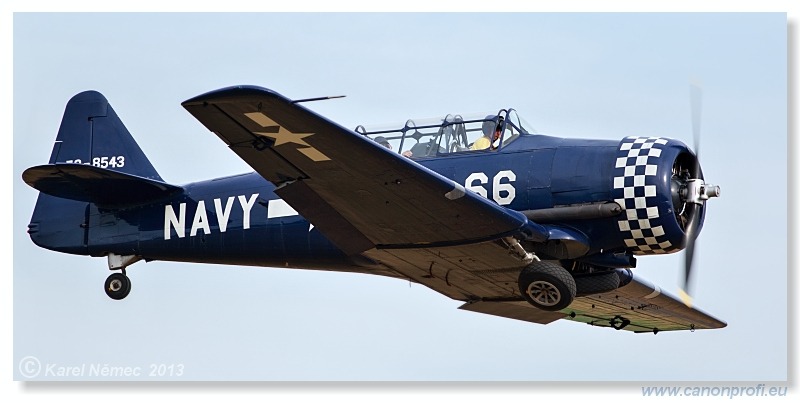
top-left (612, 137), bottom-right (677, 255)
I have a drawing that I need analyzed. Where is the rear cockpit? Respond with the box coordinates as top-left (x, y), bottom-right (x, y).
top-left (356, 109), bottom-right (534, 159)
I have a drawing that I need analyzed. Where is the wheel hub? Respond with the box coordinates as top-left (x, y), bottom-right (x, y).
top-left (526, 280), bottom-right (562, 307)
top-left (109, 279), bottom-right (122, 292)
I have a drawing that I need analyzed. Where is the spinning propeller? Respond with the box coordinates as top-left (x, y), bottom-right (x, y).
top-left (672, 83), bottom-right (721, 306)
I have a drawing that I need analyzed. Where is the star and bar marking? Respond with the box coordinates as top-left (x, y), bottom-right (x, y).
top-left (244, 112), bottom-right (331, 162)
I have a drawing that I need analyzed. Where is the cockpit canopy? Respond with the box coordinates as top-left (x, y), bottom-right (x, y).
top-left (356, 109), bottom-right (533, 158)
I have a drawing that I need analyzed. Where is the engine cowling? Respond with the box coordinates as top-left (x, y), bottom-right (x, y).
top-left (611, 136), bottom-right (719, 255)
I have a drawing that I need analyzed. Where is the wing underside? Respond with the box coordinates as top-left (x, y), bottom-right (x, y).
top-left (460, 273), bottom-right (726, 332)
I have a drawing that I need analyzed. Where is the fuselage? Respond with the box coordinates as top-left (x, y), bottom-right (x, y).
top-left (28, 132), bottom-right (702, 273)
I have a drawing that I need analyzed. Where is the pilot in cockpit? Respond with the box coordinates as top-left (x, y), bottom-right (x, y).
top-left (470, 116), bottom-right (501, 150)
top-left (376, 135), bottom-right (413, 157)
top-left (375, 136), bottom-right (392, 149)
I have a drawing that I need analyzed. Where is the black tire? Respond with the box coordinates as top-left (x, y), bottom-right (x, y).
top-left (574, 271), bottom-right (621, 297)
top-left (518, 261), bottom-right (576, 311)
top-left (104, 272), bottom-right (131, 300)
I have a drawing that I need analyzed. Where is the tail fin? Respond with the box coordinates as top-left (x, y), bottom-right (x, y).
top-left (26, 90), bottom-right (163, 255)
top-left (47, 90), bottom-right (162, 181)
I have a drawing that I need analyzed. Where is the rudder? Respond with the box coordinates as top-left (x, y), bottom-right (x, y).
top-left (47, 90), bottom-right (163, 181)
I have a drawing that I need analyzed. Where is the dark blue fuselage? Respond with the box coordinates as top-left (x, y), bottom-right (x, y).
top-left (28, 132), bottom-right (697, 273)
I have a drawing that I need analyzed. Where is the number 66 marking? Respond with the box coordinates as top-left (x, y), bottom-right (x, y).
top-left (465, 170), bottom-right (516, 205)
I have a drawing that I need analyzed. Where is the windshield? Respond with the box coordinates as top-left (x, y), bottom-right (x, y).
top-left (356, 109), bottom-right (531, 158)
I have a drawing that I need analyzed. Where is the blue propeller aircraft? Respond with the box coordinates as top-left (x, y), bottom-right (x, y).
top-left (23, 85), bottom-right (725, 333)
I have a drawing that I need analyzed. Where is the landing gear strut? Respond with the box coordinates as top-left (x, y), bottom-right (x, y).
top-left (104, 253), bottom-right (140, 300)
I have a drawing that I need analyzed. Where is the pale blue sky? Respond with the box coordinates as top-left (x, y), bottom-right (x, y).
top-left (4, 6), bottom-right (795, 401)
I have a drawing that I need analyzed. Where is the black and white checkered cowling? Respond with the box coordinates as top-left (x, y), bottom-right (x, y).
top-left (612, 136), bottom-right (682, 255)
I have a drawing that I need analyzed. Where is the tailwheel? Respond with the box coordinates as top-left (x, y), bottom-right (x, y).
top-left (104, 272), bottom-right (131, 300)
top-left (518, 261), bottom-right (576, 311)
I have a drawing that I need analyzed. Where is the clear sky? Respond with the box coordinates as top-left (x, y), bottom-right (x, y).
top-left (3, 2), bottom-right (796, 402)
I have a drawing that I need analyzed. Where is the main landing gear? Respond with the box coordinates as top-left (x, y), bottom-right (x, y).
top-left (104, 253), bottom-right (141, 300)
top-left (518, 260), bottom-right (626, 311)
top-left (518, 261), bottom-right (577, 311)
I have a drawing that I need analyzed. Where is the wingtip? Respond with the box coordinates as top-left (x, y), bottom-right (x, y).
top-left (678, 288), bottom-right (693, 308)
top-left (181, 85), bottom-right (282, 106)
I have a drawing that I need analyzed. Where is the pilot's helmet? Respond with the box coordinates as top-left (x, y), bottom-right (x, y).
top-left (482, 115), bottom-right (496, 136)
top-left (374, 136), bottom-right (391, 149)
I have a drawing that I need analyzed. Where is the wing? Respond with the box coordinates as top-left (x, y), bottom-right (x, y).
top-left (563, 273), bottom-right (727, 332)
top-left (460, 272), bottom-right (727, 332)
top-left (182, 86), bottom-right (547, 257)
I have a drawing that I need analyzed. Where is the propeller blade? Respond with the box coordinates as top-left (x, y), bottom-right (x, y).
top-left (683, 233), bottom-right (695, 288)
top-left (690, 82), bottom-right (703, 156)
top-left (681, 83), bottom-right (704, 306)
top-left (681, 204), bottom-right (701, 295)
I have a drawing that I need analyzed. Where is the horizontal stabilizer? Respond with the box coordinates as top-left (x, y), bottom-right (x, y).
top-left (23, 163), bottom-right (182, 207)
